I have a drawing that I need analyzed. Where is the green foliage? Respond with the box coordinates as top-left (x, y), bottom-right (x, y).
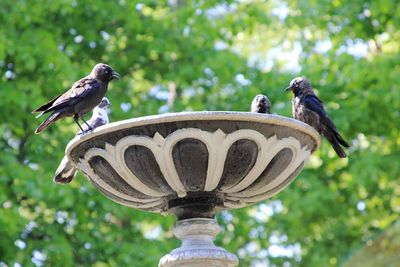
top-left (343, 222), bottom-right (400, 267)
top-left (0, 0), bottom-right (399, 266)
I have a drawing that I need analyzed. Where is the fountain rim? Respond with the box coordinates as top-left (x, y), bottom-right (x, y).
top-left (66, 111), bottom-right (320, 157)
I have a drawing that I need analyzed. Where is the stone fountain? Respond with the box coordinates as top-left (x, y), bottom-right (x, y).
top-left (66, 111), bottom-right (320, 266)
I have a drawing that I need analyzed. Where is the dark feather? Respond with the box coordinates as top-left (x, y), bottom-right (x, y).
top-left (325, 131), bottom-right (347, 158)
top-left (35, 112), bottom-right (62, 134)
top-left (32, 63), bottom-right (118, 134)
top-left (303, 95), bottom-right (335, 130)
top-left (303, 95), bottom-right (350, 149)
top-left (287, 77), bottom-right (349, 158)
top-left (43, 78), bottom-right (99, 114)
top-left (335, 131), bottom-right (350, 148)
top-left (32, 94), bottom-right (62, 113)
top-left (251, 94), bottom-right (271, 114)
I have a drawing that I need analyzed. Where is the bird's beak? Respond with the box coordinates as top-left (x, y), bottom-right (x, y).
top-left (112, 71), bottom-right (120, 79)
top-left (285, 86), bottom-right (292, 92)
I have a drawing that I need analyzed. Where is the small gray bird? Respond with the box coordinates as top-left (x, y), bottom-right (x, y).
top-left (53, 97), bottom-right (111, 184)
top-left (286, 77), bottom-right (350, 158)
top-left (32, 63), bottom-right (119, 134)
top-left (251, 94), bottom-right (271, 114)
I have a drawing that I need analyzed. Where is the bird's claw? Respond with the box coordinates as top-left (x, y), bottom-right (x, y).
top-left (77, 128), bottom-right (94, 136)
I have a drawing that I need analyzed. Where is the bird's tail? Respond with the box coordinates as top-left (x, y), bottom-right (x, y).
top-left (334, 131), bottom-right (350, 148)
top-left (326, 132), bottom-right (348, 158)
top-left (35, 112), bottom-right (61, 134)
top-left (35, 111), bottom-right (45, 118)
top-left (332, 141), bottom-right (347, 158)
top-left (53, 156), bottom-right (77, 184)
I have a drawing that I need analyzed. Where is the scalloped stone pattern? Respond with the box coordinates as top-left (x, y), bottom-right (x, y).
top-left (66, 112), bottom-right (320, 219)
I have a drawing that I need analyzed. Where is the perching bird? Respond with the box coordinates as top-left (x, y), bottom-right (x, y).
top-left (286, 77), bottom-right (350, 158)
top-left (32, 63), bottom-right (119, 134)
top-left (251, 94), bottom-right (271, 114)
top-left (53, 97), bottom-right (111, 184)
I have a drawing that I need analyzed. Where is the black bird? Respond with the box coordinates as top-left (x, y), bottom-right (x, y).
top-left (286, 77), bottom-right (350, 158)
top-left (32, 63), bottom-right (119, 134)
top-left (54, 97), bottom-right (111, 184)
top-left (251, 94), bottom-right (271, 114)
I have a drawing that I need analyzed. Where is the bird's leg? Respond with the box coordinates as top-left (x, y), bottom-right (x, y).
top-left (74, 116), bottom-right (85, 132)
top-left (81, 117), bottom-right (93, 131)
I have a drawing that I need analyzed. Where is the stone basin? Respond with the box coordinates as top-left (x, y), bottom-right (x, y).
top-left (66, 111), bottom-right (320, 220)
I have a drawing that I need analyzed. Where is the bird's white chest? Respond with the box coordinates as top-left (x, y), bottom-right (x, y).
top-left (94, 109), bottom-right (109, 124)
top-left (86, 108), bottom-right (109, 128)
top-left (293, 97), bottom-right (301, 107)
top-left (292, 96), bottom-right (306, 120)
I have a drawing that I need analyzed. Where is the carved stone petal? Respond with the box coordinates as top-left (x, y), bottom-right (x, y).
top-left (67, 112), bottom-right (320, 218)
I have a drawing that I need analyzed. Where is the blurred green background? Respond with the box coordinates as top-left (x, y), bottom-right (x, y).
top-left (1, 0), bottom-right (399, 266)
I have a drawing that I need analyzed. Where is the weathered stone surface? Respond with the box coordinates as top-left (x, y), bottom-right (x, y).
top-left (66, 111), bottom-right (320, 218)
top-left (158, 218), bottom-right (239, 267)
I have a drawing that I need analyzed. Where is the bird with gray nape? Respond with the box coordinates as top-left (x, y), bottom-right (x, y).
top-left (286, 77), bottom-right (350, 158)
top-left (251, 94), bottom-right (271, 114)
top-left (53, 97), bottom-right (112, 184)
top-left (32, 63), bottom-right (119, 134)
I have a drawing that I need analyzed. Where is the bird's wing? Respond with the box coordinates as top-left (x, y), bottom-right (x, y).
top-left (32, 94), bottom-right (63, 113)
top-left (303, 95), bottom-right (338, 131)
top-left (44, 77), bottom-right (100, 113)
top-left (90, 118), bottom-right (107, 129)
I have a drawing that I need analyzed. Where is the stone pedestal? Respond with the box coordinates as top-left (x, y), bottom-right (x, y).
top-left (159, 218), bottom-right (238, 267)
